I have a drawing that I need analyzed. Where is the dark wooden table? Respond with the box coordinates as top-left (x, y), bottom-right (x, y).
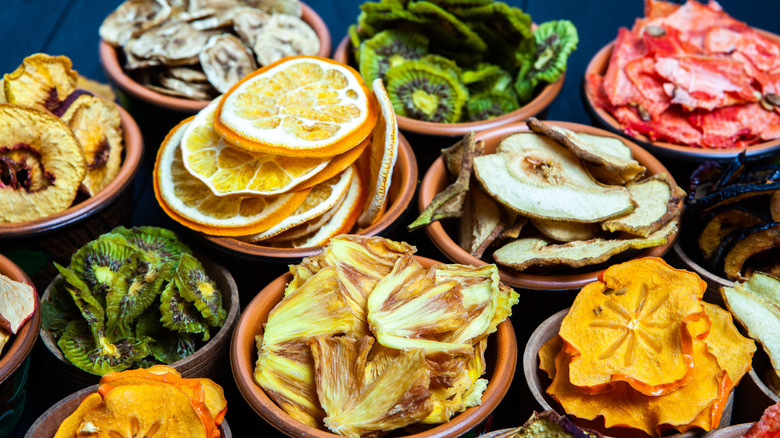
top-left (3, 0), bottom-right (780, 437)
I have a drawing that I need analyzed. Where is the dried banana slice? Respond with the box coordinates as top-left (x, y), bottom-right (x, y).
top-left (167, 66), bottom-right (210, 83)
top-left (99, 0), bottom-right (172, 47)
top-left (247, 0), bottom-right (301, 17)
top-left (200, 33), bottom-right (257, 93)
top-left (157, 74), bottom-right (216, 99)
top-left (3, 54), bottom-right (78, 112)
top-left (190, 8), bottom-right (236, 31)
top-left (232, 6), bottom-right (270, 46)
top-left (0, 104), bottom-right (86, 223)
top-left (125, 21), bottom-right (212, 66)
top-left (252, 14), bottom-right (320, 66)
top-left (188, 0), bottom-right (239, 12)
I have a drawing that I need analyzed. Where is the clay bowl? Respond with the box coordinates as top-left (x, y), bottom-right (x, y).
top-left (333, 36), bottom-right (564, 137)
top-left (99, 2), bottom-right (332, 114)
top-left (23, 384), bottom-right (232, 438)
top-left (524, 309), bottom-right (734, 438)
top-left (670, 242), bottom-right (732, 305)
top-left (583, 30), bottom-right (780, 162)
top-left (703, 424), bottom-right (751, 438)
top-left (0, 106), bottom-right (143, 290)
top-left (231, 256), bottom-right (517, 438)
top-left (38, 254), bottom-right (240, 398)
top-left (0, 254), bottom-right (41, 436)
top-left (419, 121), bottom-right (679, 292)
top-left (198, 132), bottom-right (417, 263)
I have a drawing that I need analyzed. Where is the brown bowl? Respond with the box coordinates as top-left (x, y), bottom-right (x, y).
top-left (99, 2), bottom-right (332, 114)
top-left (703, 423), bottom-right (751, 438)
top-left (23, 384), bottom-right (232, 438)
top-left (38, 254), bottom-right (240, 397)
top-left (419, 121), bottom-right (679, 291)
top-left (0, 105), bottom-right (143, 290)
top-left (671, 242), bottom-right (732, 305)
top-left (199, 132), bottom-right (417, 263)
top-left (333, 36), bottom-right (564, 137)
top-left (524, 308), bottom-right (734, 438)
top-left (231, 256), bottom-right (517, 438)
top-left (583, 30), bottom-right (780, 162)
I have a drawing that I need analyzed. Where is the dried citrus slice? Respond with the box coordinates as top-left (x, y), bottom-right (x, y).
top-left (0, 104), bottom-right (86, 223)
top-left (241, 165), bottom-right (355, 242)
top-left (293, 135), bottom-right (370, 191)
top-left (181, 98), bottom-right (330, 196)
top-left (215, 56), bottom-right (378, 158)
top-left (3, 54), bottom-right (78, 112)
top-left (358, 78), bottom-right (398, 228)
top-left (153, 118), bottom-right (310, 236)
top-left (264, 190), bottom-right (350, 243)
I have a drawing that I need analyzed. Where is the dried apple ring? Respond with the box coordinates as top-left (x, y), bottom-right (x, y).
top-left (0, 104), bottom-right (86, 223)
top-left (3, 54), bottom-right (78, 112)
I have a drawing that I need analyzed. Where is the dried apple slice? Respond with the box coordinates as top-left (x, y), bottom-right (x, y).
top-left (0, 273), bottom-right (36, 334)
top-left (3, 54), bottom-right (78, 112)
top-left (474, 132), bottom-right (635, 223)
top-left (602, 173), bottom-right (685, 237)
top-left (531, 218), bottom-right (599, 242)
top-left (0, 330), bottom-right (10, 358)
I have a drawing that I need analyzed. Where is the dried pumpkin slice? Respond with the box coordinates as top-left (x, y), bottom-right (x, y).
top-left (559, 257), bottom-right (706, 396)
top-left (722, 223), bottom-right (780, 281)
top-left (53, 392), bottom-right (103, 438)
top-left (474, 132), bottom-right (635, 223)
top-left (3, 54), bottom-right (78, 112)
top-left (697, 208), bottom-right (768, 263)
top-left (531, 218), bottom-right (599, 242)
top-left (602, 173), bottom-right (685, 238)
top-left (0, 104), bottom-right (86, 223)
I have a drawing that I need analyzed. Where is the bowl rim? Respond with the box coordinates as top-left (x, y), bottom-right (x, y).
top-left (582, 28), bottom-right (780, 162)
top-left (99, 2), bottom-right (333, 113)
top-left (671, 241), bottom-right (734, 290)
top-left (199, 131), bottom-right (418, 261)
top-left (0, 104), bottom-right (144, 239)
top-left (0, 254), bottom-right (41, 385)
top-left (333, 35), bottom-right (565, 137)
top-left (419, 121), bottom-right (680, 291)
top-left (230, 255), bottom-right (518, 438)
top-left (702, 423), bottom-right (752, 438)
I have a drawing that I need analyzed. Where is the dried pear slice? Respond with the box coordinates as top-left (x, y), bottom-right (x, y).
top-left (527, 118), bottom-right (645, 183)
top-left (493, 220), bottom-right (676, 271)
top-left (0, 104), bottom-right (85, 223)
top-left (253, 14), bottom-right (320, 66)
top-left (442, 135), bottom-right (485, 177)
top-left (3, 54), bottom-right (78, 112)
top-left (474, 132), bottom-right (635, 223)
top-left (200, 33), bottom-right (258, 93)
top-left (459, 185), bottom-right (505, 257)
top-left (602, 173), bottom-right (685, 237)
top-left (531, 218), bottom-right (600, 242)
top-left (99, 0), bottom-right (172, 47)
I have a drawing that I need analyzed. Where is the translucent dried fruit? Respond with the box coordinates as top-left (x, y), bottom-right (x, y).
top-left (175, 252), bottom-right (226, 327)
top-left (0, 272), bottom-right (36, 334)
top-left (58, 320), bottom-right (148, 376)
top-left (3, 54), bottom-right (78, 112)
top-left (53, 393), bottom-right (103, 438)
top-left (159, 279), bottom-right (211, 341)
top-left (538, 334), bottom-right (562, 379)
top-left (695, 302), bottom-right (755, 388)
top-left (200, 33), bottom-right (258, 93)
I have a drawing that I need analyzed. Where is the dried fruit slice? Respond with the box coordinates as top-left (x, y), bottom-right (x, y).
top-left (0, 104), bottom-right (86, 223)
top-left (538, 334), bottom-right (563, 379)
top-left (602, 173), bottom-right (685, 237)
top-left (69, 235), bottom-right (136, 307)
top-left (722, 223), bottom-right (780, 281)
top-left (53, 393), bottom-right (103, 438)
top-left (108, 226), bottom-right (192, 269)
top-left (0, 273), bottom-right (36, 334)
top-left (695, 302), bottom-right (755, 388)
top-left (514, 20), bottom-right (578, 101)
top-left (159, 279), bottom-right (211, 341)
top-left (474, 132), bottom-right (635, 223)
top-left (200, 33), bottom-right (258, 93)
top-left (385, 59), bottom-right (468, 123)
top-left (99, 0), bottom-right (173, 47)
top-left (216, 56), bottom-right (377, 158)
top-left (459, 185), bottom-right (505, 257)
top-left (531, 218), bottom-right (599, 242)
top-left (264, 192), bottom-right (348, 243)
top-left (58, 320), bottom-right (148, 376)
top-left (697, 208), bottom-right (768, 263)
top-left (3, 54), bottom-right (78, 112)
top-left (559, 257), bottom-right (706, 396)
top-left (175, 252), bottom-right (226, 327)
top-left (253, 14), bottom-right (321, 66)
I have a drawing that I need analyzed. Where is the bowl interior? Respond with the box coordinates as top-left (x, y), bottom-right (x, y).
top-left (201, 131), bottom-right (418, 262)
top-left (231, 256), bottom-right (517, 438)
top-left (0, 254), bottom-right (40, 385)
top-left (419, 121), bottom-right (679, 291)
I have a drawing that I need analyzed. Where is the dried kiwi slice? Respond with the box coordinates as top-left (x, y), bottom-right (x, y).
top-left (109, 226), bottom-right (192, 271)
top-left (466, 90), bottom-right (519, 121)
top-left (515, 20), bottom-right (578, 102)
top-left (41, 277), bottom-right (80, 338)
top-left (175, 253), bottom-right (226, 327)
top-left (453, 2), bottom-right (532, 43)
top-left (463, 63), bottom-right (513, 93)
top-left (386, 60), bottom-right (468, 123)
top-left (136, 308), bottom-right (197, 363)
top-left (359, 30), bottom-right (429, 86)
top-left (406, 1), bottom-right (487, 52)
top-left (55, 263), bottom-right (107, 341)
top-left (69, 235), bottom-right (136, 307)
top-left (3, 54), bottom-right (78, 112)
top-left (159, 279), bottom-right (211, 341)
top-left (58, 319), bottom-right (148, 375)
top-left (357, 1), bottom-right (426, 38)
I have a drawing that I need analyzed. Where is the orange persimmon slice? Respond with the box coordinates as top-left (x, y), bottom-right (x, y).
top-left (53, 393), bottom-right (103, 438)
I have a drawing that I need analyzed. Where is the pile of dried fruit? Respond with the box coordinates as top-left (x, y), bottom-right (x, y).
top-left (540, 257), bottom-right (755, 437)
top-left (744, 400), bottom-right (780, 438)
top-left (586, 0), bottom-right (780, 148)
top-left (41, 226), bottom-right (226, 376)
top-left (100, 0), bottom-right (320, 99)
top-left (0, 273), bottom-right (37, 359)
top-left (348, 0), bottom-right (577, 123)
top-left (0, 54), bottom-right (124, 223)
top-left (253, 234), bottom-right (518, 436)
top-left (154, 55), bottom-right (399, 248)
top-left (412, 118), bottom-right (683, 272)
top-left (479, 411), bottom-right (603, 438)
top-left (54, 365), bottom-right (227, 438)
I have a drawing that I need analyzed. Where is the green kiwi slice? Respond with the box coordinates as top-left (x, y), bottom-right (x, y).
top-left (454, 2), bottom-right (532, 43)
top-left (466, 90), bottom-right (520, 121)
top-left (159, 279), bottom-right (211, 341)
top-left (108, 226), bottom-right (192, 271)
top-left (406, 1), bottom-right (486, 52)
top-left (359, 29), bottom-right (429, 86)
top-left (55, 262), bottom-right (107, 341)
top-left (58, 319), bottom-right (148, 375)
top-left (41, 277), bottom-right (80, 338)
top-left (358, 1), bottom-right (426, 38)
top-left (136, 308), bottom-right (197, 364)
top-left (175, 253), bottom-right (226, 328)
top-left (514, 19), bottom-right (578, 101)
top-left (69, 235), bottom-right (136, 307)
top-left (386, 59), bottom-right (468, 123)
top-left (463, 62), bottom-right (513, 93)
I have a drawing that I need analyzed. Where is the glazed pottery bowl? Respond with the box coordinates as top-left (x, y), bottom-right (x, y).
top-left (23, 384), bottom-right (232, 438)
top-left (99, 2), bottom-right (332, 114)
top-left (0, 105), bottom-right (143, 290)
top-left (231, 256), bottom-right (517, 438)
top-left (333, 36), bottom-right (564, 137)
top-left (419, 121), bottom-right (679, 292)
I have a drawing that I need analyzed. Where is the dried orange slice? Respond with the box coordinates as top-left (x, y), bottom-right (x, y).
top-left (264, 192), bottom-right (349, 243)
top-left (293, 135), bottom-right (370, 191)
top-left (153, 118), bottom-right (309, 236)
top-left (357, 78), bottom-right (398, 228)
top-left (215, 56), bottom-right (377, 158)
top-left (181, 98), bottom-right (330, 196)
top-left (3, 54), bottom-right (78, 112)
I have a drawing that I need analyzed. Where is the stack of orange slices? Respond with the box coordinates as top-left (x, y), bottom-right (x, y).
top-left (153, 56), bottom-right (399, 248)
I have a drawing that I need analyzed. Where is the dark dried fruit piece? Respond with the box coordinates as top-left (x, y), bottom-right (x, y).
top-left (175, 253), bottom-right (226, 327)
top-left (698, 208), bottom-right (768, 263)
top-left (722, 223), bottom-right (780, 281)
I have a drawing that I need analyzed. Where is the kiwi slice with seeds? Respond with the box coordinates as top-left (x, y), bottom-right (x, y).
top-left (358, 2), bottom-right (426, 38)
top-left (108, 226), bottom-right (192, 272)
top-left (419, 54), bottom-right (462, 79)
top-left (359, 29), bottom-right (429, 86)
top-left (406, 1), bottom-right (486, 52)
top-left (514, 20), bottom-right (578, 101)
top-left (463, 62), bottom-right (513, 94)
top-left (466, 90), bottom-right (519, 121)
top-left (69, 235), bottom-right (136, 307)
top-left (386, 59), bottom-right (468, 123)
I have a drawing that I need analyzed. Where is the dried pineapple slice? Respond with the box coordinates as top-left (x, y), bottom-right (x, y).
top-left (3, 54), bottom-right (78, 112)
top-left (309, 335), bottom-right (373, 419)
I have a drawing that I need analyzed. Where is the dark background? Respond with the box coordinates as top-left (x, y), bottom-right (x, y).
top-left (2, 0), bottom-right (780, 437)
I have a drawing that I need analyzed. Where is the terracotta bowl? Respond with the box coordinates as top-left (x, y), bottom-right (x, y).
top-left (198, 132), bottom-right (417, 263)
top-left (524, 309), bottom-right (734, 438)
top-left (23, 384), bottom-right (232, 438)
top-left (231, 256), bottom-right (518, 438)
top-left (0, 105), bottom-right (143, 290)
top-left (419, 121), bottom-right (679, 291)
top-left (38, 254), bottom-right (240, 397)
top-left (333, 36), bottom-right (564, 137)
top-left (99, 2), bottom-right (332, 114)
top-left (703, 423), bottom-right (751, 438)
top-left (0, 254), bottom-right (41, 435)
top-left (582, 29), bottom-right (780, 162)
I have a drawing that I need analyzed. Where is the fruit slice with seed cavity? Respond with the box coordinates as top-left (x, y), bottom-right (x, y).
top-left (216, 56), bottom-right (377, 158)
top-left (385, 59), bottom-right (468, 123)
top-left (3, 54), bottom-right (78, 112)
top-left (531, 218), bottom-right (600, 242)
top-left (182, 98), bottom-right (330, 196)
top-left (154, 118), bottom-right (311, 235)
top-left (358, 30), bottom-right (429, 86)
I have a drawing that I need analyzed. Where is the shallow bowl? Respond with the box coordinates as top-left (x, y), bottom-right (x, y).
top-left (703, 423), bottom-right (751, 438)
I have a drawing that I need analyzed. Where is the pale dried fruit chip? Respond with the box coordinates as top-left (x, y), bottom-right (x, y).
top-left (602, 173), bottom-right (685, 237)
top-left (200, 33), bottom-right (258, 93)
top-left (99, 0), bottom-right (173, 47)
top-left (155, 75), bottom-right (215, 99)
top-left (459, 185), bottom-right (504, 257)
top-left (125, 21), bottom-right (212, 66)
top-left (77, 75), bottom-right (117, 101)
top-left (232, 6), bottom-right (270, 46)
top-left (531, 218), bottom-right (599, 242)
top-left (3, 54), bottom-right (78, 112)
top-left (0, 273), bottom-right (36, 334)
top-left (253, 14), bottom-right (320, 66)
top-left (249, 0), bottom-right (302, 16)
